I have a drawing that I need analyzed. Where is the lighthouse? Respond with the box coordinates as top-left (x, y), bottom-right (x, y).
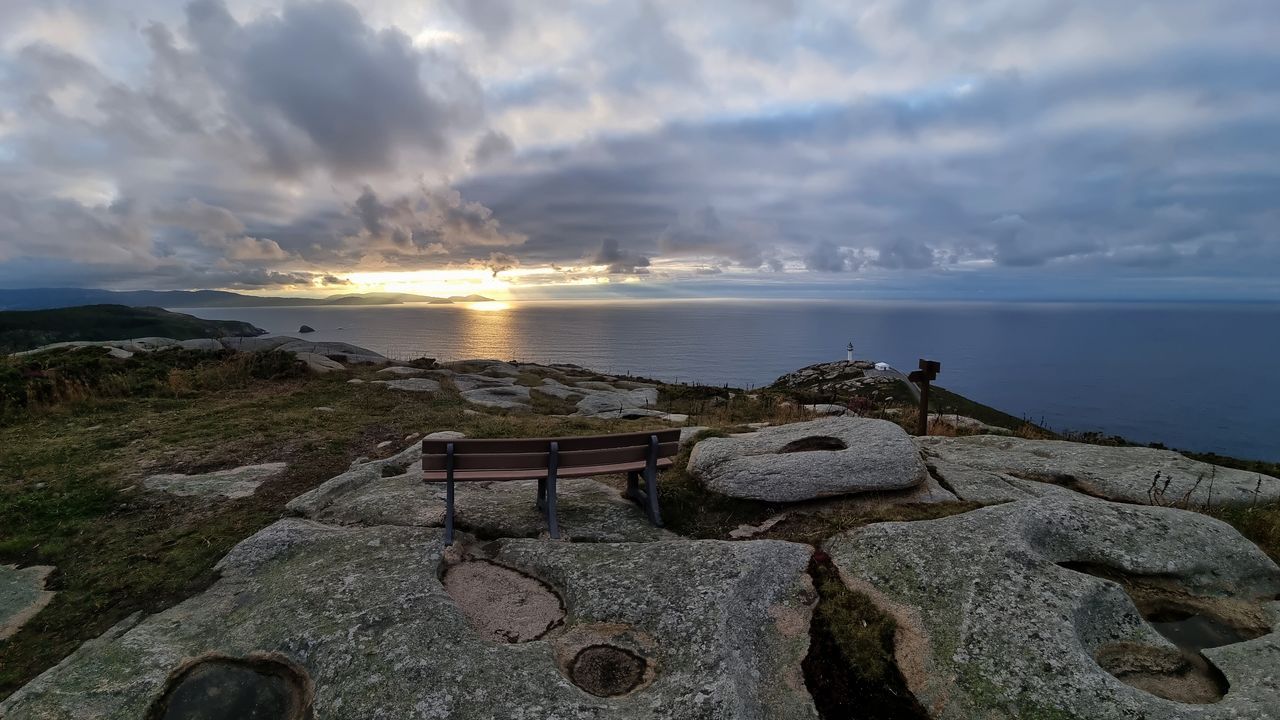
top-left (846, 341), bottom-right (854, 362)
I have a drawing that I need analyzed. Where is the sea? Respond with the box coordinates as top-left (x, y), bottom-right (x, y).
top-left (174, 300), bottom-right (1280, 462)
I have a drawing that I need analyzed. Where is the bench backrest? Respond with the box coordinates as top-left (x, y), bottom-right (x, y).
top-left (422, 428), bottom-right (682, 473)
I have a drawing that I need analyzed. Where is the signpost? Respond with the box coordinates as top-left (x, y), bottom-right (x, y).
top-left (908, 359), bottom-right (941, 436)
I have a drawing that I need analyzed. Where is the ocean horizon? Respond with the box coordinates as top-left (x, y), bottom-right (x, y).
top-left (175, 299), bottom-right (1280, 463)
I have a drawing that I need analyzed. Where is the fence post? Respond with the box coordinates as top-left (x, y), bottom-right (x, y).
top-left (908, 359), bottom-right (941, 436)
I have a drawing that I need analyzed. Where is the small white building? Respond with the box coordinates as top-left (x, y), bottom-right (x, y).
top-left (874, 362), bottom-right (891, 371)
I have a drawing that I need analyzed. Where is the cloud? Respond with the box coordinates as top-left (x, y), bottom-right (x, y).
top-left (184, 0), bottom-right (484, 177)
top-left (0, 0), bottom-right (1278, 297)
top-left (591, 238), bottom-right (651, 274)
top-left (804, 241), bottom-right (861, 273)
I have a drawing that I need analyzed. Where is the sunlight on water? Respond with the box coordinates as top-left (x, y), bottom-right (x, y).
top-left (457, 303), bottom-right (516, 358)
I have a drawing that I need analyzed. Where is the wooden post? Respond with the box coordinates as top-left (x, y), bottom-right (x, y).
top-left (908, 359), bottom-right (941, 436)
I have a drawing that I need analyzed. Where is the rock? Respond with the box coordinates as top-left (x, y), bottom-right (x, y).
top-left (298, 325), bottom-right (315, 333)
top-left (587, 408), bottom-right (687, 422)
top-left (143, 463), bottom-right (287, 500)
top-left (177, 338), bottom-right (224, 351)
top-left (1, 521), bottom-right (818, 719)
top-left (424, 430), bottom-right (466, 440)
top-left (294, 352), bottom-right (345, 374)
top-left (452, 374), bottom-right (517, 393)
top-left (219, 336), bottom-right (388, 365)
top-left (461, 384), bottom-right (531, 410)
top-left (277, 340), bottom-right (386, 365)
top-left (573, 386), bottom-right (658, 417)
top-left (346, 378), bottom-right (364, 384)
top-left (927, 457), bottom-right (1077, 505)
top-left (824, 494), bottom-right (1280, 720)
top-left (288, 445), bottom-right (670, 542)
top-left (688, 417), bottom-right (928, 502)
top-left (313, 406), bottom-right (335, 413)
top-left (104, 347), bottom-right (133, 359)
top-left (917, 435), bottom-right (1280, 508)
top-left (371, 378), bottom-right (440, 393)
top-left (678, 426), bottom-right (711, 446)
top-left (802, 403), bottom-right (847, 416)
top-left (933, 414), bottom-right (1007, 434)
top-left (375, 441), bottom-right (393, 450)
top-left (375, 366), bottom-right (429, 377)
top-left (1, 565), bottom-right (56, 640)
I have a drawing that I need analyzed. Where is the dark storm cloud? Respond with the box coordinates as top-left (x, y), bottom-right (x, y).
top-left (592, 238), bottom-right (651, 274)
top-left (184, 0), bottom-right (483, 177)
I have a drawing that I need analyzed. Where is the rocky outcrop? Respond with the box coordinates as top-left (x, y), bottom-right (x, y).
top-left (1, 565), bottom-right (56, 640)
top-left (0, 520), bottom-right (818, 719)
top-left (688, 416), bottom-right (928, 502)
top-left (218, 337), bottom-right (388, 365)
top-left (143, 463), bottom-right (287, 500)
top-left (918, 435), bottom-right (1280, 508)
top-left (824, 494), bottom-right (1280, 720)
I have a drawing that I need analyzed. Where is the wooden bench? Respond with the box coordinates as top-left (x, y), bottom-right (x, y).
top-left (423, 429), bottom-right (682, 545)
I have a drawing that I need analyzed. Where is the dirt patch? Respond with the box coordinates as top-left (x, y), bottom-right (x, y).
top-left (441, 559), bottom-right (565, 643)
top-left (778, 436), bottom-right (848, 454)
top-left (145, 652), bottom-right (314, 720)
top-left (569, 645), bottom-right (648, 697)
top-left (1095, 643), bottom-right (1227, 704)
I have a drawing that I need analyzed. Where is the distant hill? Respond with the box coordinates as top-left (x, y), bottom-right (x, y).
top-left (0, 305), bottom-right (266, 354)
top-left (0, 288), bottom-right (495, 311)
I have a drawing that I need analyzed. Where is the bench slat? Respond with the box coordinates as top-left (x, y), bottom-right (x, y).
top-left (422, 442), bottom-right (680, 472)
top-left (424, 457), bottom-right (675, 482)
top-left (422, 428), bottom-right (681, 456)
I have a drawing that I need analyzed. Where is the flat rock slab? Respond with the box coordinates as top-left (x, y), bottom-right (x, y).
top-left (1, 520), bottom-right (818, 720)
top-left (0, 565), bottom-right (56, 640)
top-left (688, 416), bottom-right (928, 502)
top-left (460, 384), bottom-right (531, 410)
top-left (286, 445), bottom-right (672, 542)
top-left (144, 463), bottom-right (287, 500)
top-left (371, 378), bottom-right (440, 393)
top-left (825, 494), bottom-right (1280, 720)
top-left (375, 366), bottom-right (432, 377)
top-left (917, 435), bottom-right (1280, 508)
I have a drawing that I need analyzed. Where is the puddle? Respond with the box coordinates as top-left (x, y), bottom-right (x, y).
top-left (147, 655), bottom-right (312, 720)
top-left (1059, 561), bottom-right (1273, 704)
top-left (779, 436), bottom-right (848, 454)
top-left (442, 559), bottom-right (565, 643)
top-left (1147, 611), bottom-right (1255, 652)
top-left (569, 644), bottom-right (648, 697)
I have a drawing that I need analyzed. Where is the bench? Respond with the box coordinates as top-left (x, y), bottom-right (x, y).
top-left (423, 429), bottom-right (682, 545)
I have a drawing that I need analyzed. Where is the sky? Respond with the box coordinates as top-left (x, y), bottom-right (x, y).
top-left (0, 0), bottom-right (1278, 301)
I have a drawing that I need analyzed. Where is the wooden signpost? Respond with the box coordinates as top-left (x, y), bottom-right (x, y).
top-left (908, 359), bottom-right (941, 436)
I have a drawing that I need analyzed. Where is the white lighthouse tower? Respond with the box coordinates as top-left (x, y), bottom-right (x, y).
top-left (846, 341), bottom-right (854, 363)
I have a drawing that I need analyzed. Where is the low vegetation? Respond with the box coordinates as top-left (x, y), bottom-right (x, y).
top-left (0, 305), bottom-right (264, 354)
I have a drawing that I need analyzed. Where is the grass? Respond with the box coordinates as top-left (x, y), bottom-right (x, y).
top-left (0, 356), bottom-right (665, 698)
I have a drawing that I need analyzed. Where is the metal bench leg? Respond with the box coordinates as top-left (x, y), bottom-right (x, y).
top-left (536, 477), bottom-right (547, 511)
top-left (546, 441), bottom-right (561, 539)
top-left (444, 442), bottom-right (456, 546)
top-left (644, 434), bottom-right (664, 527)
